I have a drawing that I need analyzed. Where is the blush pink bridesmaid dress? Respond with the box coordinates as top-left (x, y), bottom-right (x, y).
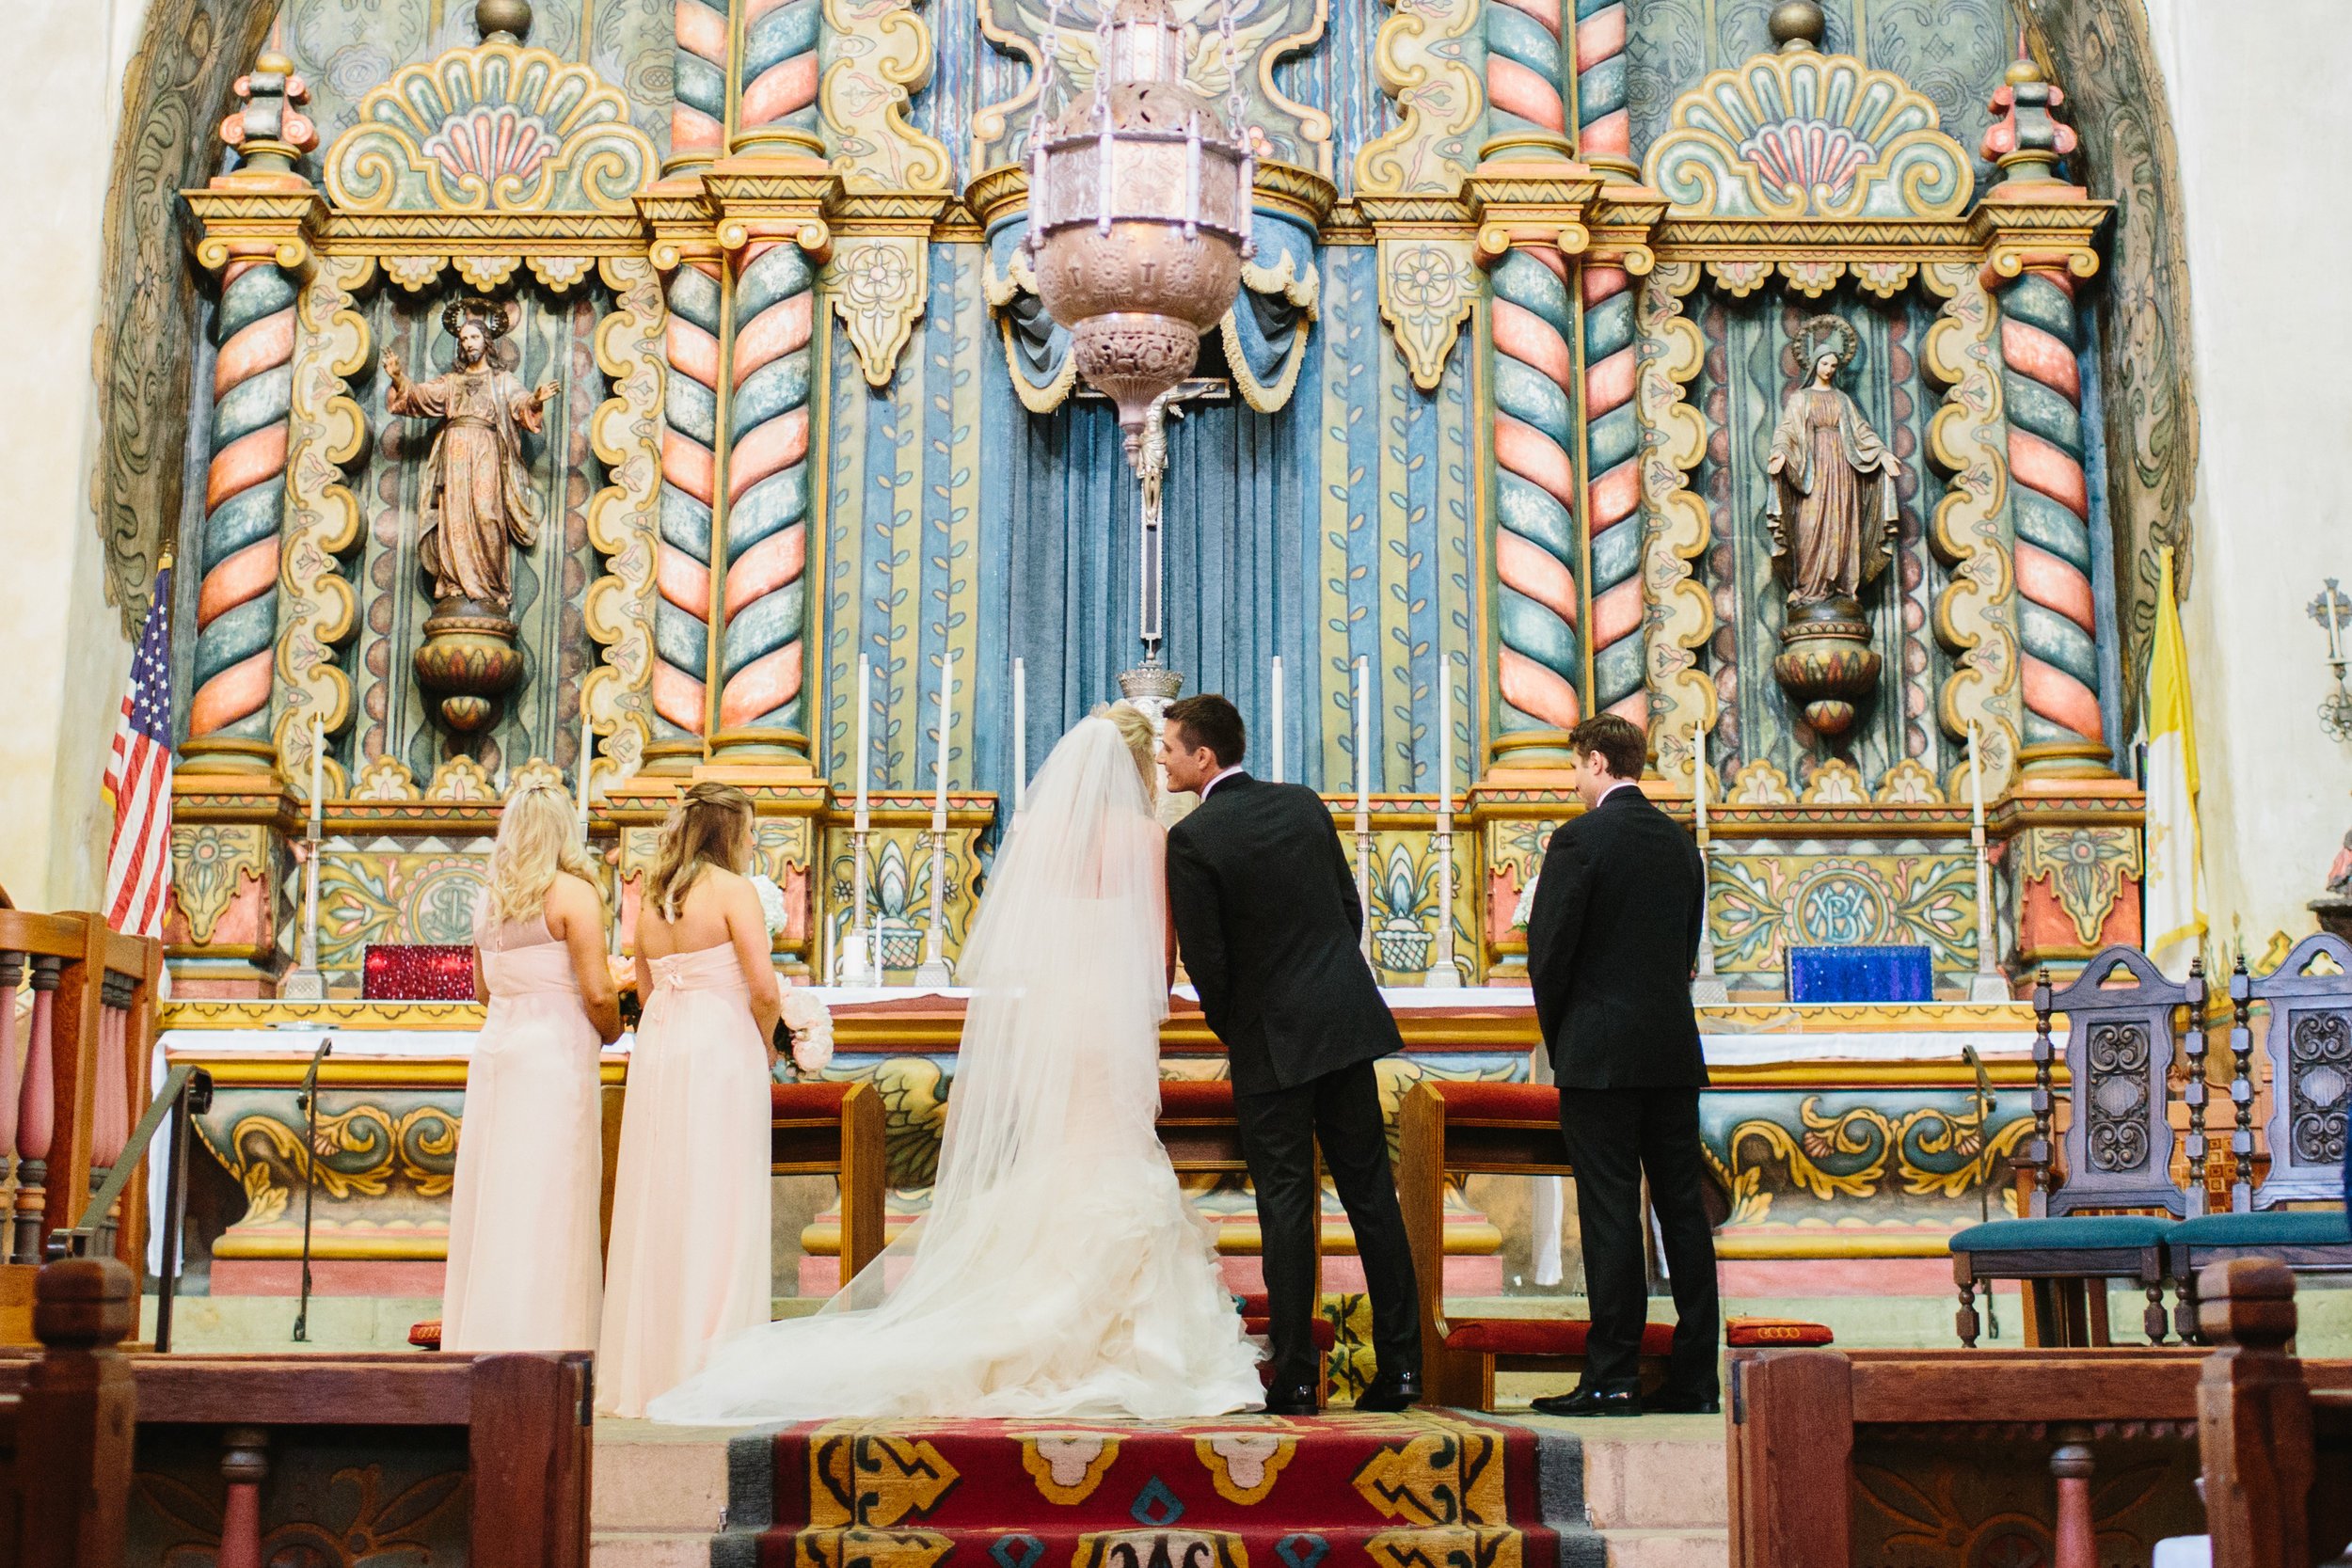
top-left (440, 895), bottom-right (605, 1351)
top-left (596, 942), bottom-right (772, 1417)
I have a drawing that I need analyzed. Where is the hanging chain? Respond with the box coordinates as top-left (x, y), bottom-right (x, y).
top-left (1090, 0), bottom-right (1115, 128)
top-left (1217, 0), bottom-right (1244, 139)
top-left (1035, 0), bottom-right (1064, 113)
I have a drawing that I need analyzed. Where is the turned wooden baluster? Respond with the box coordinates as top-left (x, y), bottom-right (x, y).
top-left (2024, 966), bottom-right (2058, 1219)
top-left (17, 1257), bottom-right (137, 1568)
top-left (217, 1426), bottom-right (270, 1568)
top-left (2197, 1258), bottom-right (2309, 1568)
top-left (87, 974), bottom-right (134, 1249)
top-left (13, 955), bottom-right (61, 1263)
top-left (2048, 1429), bottom-right (2096, 1568)
top-left (0, 949), bottom-right (22, 1232)
top-left (2227, 956), bottom-right (2256, 1213)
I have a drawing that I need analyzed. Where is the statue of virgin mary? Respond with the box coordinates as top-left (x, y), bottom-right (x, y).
top-left (1764, 314), bottom-right (1902, 610)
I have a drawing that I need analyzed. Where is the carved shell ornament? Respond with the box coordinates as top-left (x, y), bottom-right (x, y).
top-left (324, 41), bottom-right (656, 214)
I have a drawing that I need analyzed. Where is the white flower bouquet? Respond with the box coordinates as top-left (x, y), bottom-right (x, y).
top-left (779, 984), bottom-right (834, 1076)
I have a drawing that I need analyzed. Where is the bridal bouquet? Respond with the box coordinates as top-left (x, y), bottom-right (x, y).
top-left (778, 984), bottom-right (834, 1076)
top-left (746, 872), bottom-right (834, 1075)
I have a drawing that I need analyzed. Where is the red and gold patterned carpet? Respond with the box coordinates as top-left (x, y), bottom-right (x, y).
top-left (757, 1409), bottom-right (1575, 1568)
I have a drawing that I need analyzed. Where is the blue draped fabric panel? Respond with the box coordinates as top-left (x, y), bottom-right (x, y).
top-left (982, 347), bottom-right (1325, 800)
top-left (1788, 944), bottom-right (1935, 1004)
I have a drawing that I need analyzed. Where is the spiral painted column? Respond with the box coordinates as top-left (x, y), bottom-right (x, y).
top-left (1484, 0), bottom-right (1570, 154)
top-left (716, 240), bottom-right (817, 748)
top-left (1580, 261), bottom-right (1644, 721)
top-left (735, 0), bottom-right (822, 153)
top-left (1572, 0), bottom-right (1631, 169)
top-left (1999, 268), bottom-right (2106, 763)
top-left (1490, 245), bottom-right (1584, 752)
top-left (184, 260), bottom-right (298, 765)
top-left (653, 261), bottom-right (724, 756)
top-left (671, 0), bottom-right (731, 170)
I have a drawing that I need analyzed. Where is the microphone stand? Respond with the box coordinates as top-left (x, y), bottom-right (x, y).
top-left (1963, 1042), bottom-right (1999, 1340)
top-left (293, 1034), bottom-right (335, 1343)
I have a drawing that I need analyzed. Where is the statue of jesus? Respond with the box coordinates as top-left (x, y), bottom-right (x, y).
top-left (384, 299), bottom-right (558, 612)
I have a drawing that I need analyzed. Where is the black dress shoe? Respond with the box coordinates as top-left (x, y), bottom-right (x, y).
top-left (1645, 1387), bottom-right (1721, 1416)
top-left (1262, 1384), bottom-right (1320, 1417)
top-left (1529, 1384), bottom-right (1642, 1418)
top-left (1355, 1370), bottom-right (1423, 1413)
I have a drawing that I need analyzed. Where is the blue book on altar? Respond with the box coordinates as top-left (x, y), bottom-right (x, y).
top-left (1788, 944), bottom-right (1935, 1004)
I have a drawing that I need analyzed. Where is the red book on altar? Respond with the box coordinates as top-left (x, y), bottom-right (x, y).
top-left (362, 942), bottom-right (476, 1001)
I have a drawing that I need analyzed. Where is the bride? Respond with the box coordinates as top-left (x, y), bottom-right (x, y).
top-left (649, 705), bottom-right (1265, 1421)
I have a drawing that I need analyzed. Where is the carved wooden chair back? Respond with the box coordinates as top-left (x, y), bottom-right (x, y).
top-left (2239, 932), bottom-right (2352, 1212)
top-left (2039, 946), bottom-right (2189, 1219)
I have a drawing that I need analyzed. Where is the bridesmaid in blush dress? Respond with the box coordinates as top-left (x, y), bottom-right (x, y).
top-left (441, 783), bottom-right (622, 1352)
top-left (596, 781), bottom-right (781, 1417)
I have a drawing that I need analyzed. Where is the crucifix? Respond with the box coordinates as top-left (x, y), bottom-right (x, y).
top-left (1085, 375), bottom-right (1230, 706)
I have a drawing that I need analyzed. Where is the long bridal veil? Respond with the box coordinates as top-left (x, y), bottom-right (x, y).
top-left (648, 715), bottom-right (1261, 1422)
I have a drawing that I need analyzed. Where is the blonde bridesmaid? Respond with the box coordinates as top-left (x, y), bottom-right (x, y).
top-left (441, 782), bottom-right (621, 1352)
top-left (596, 782), bottom-right (780, 1416)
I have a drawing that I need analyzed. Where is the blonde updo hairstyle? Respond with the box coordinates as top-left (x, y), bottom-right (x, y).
top-left (486, 782), bottom-right (604, 927)
top-left (646, 781), bottom-right (756, 921)
top-left (1091, 702), bottom-right (1160, 804)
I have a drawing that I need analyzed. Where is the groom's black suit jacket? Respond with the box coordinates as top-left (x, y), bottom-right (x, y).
top-left (1166, 773), bottom-right (1404, 1097)
top-left (1525, 784), bottom-right (1709, 1089)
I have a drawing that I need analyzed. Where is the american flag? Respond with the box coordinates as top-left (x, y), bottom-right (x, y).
top-left (103, 562), bottom-right (174, 939)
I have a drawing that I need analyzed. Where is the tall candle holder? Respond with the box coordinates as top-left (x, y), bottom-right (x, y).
top-left (914, 649), bottom-right (957, 988)
top-left (1966, 721), bottom-right (2010, 1001)
top-left (1423, 653), bottom-right (1463, 987)
top-left (282, 714), bottom-right (328, 1001)
top-left (1690, 725), bottom-right (1729, 1006)
top-left (840, 654), bottom-right (880, 987)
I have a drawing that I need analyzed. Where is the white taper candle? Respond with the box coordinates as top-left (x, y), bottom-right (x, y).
top-left (308, 716), bottom-right (324, 832)
top-left (576, 707), bottom-right (594, 832)
top-left (854, 655), bottom-right (872, 829)
top-left (1967, 720), bottom-right (1986, 834)
top-left (1269, 655), bottom-right (1285, 784)
top-left (1354, 656), bottom-right (1370, 828)
top-left (933, 647), bottom-right (954, 830)
top-left (1012, 657), bottom-right (1027, 813)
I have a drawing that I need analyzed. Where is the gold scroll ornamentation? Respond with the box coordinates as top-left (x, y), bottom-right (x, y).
top-left (1922, 258), bottom-right (2024, 800)
top-left (1634, 259), bottom-right (1712, 780)
top-left (581, 254), bottom-right (665, 787)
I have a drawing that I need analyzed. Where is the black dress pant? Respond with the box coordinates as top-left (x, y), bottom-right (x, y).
top-left (1556, 1085), bottom-right (1721, 1396)
top-left (1235, 1060), bottom-right (1422, 1389)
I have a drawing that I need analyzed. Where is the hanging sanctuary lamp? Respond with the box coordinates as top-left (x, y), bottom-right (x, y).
top-left (1021, 0), bottom-right (1255, 703)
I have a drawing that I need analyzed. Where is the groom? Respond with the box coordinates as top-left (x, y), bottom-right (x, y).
top-left (1161, 694), bottom-right (1422, 1415)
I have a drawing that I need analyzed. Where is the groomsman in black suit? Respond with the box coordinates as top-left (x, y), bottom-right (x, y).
top-left (1524, 714), bottom-right (1720, 1418)
top-left (1160, 693), bottom-right (1422, 1416)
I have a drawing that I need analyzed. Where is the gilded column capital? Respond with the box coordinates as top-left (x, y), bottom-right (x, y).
top-left (1968, 192), bottom-right (2112, 292)
top-left (706, 158), bottom-right (841, 263)
top-left (1467, 161), bottom-right (1604, 266)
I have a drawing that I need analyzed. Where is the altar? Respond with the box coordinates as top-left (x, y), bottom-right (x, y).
top-left (155, 989), bottom-right (2044, 1305)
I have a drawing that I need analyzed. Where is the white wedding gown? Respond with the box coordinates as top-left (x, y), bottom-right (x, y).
top-left (649, 717), bottom-right (1264, 1422)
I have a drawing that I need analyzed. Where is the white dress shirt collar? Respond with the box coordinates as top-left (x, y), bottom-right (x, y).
top-left (1597, 779), bottom-right (1642, 805)
top-left (1200, 766), bottom-right (1245, 799)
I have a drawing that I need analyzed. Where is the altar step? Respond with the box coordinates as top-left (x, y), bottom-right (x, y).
top-left (590, 1410), bottom-right (1732, 1568)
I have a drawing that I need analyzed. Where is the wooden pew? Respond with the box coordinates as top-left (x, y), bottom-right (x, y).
top-left (6, 1258), bottom-right (137, 1568)
top-left (1155, 1079), bottom-right (1333, 1398)
top-left (2195, 1259), bottom-right (2352, 1567)
top-left (0, 1300), bottom-right (591, 1568)
top-left (1728, 1329), bottom-right (2352, 1568)
top-left (1, 911), bottom-right (166, 1340)
top-left (772, 1080), bottom-right (888, 1289)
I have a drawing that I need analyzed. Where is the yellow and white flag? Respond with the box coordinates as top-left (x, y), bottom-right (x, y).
top-left (2143, 547), bottom-right (2205, 976)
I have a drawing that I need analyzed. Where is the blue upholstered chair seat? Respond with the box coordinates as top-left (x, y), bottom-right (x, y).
top-left (2169, 1210), bottom-right (2351, 1247)
top-left (1949, 1214), bottom-right (2176, 1252)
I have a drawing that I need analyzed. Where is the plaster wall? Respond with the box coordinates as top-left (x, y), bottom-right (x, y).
top-left (0, 0), bottom-right (153, 911)
top-left (2145, 0), bottom-right (2352, 958)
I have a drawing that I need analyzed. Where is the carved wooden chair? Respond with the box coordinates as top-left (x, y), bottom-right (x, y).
top-left (1950, 948), bottom-right (2188, 1347)
top-left (2167, 934), bottom-right (2352, 1338)
top-left (2190, 1258), bottom-right (2352, 1567)
top-left (772, 1080), bottom-right (888, 1295)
